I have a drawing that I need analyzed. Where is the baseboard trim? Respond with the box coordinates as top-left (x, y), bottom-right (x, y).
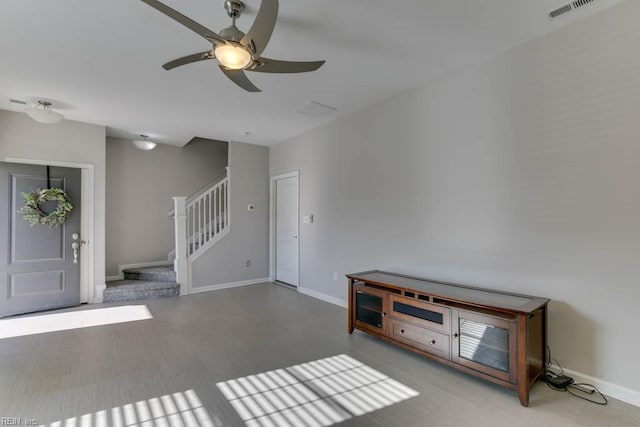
top-left (189, 277), bottom-right (270, 294)
top-left (298, 287), bottom-right (348, 308)
top-left (551, 364), bottom-right (640, 407)
top-left (106, 260), bottom-right (172, 282)
top-left (93, 284), bottom-right (106, 304)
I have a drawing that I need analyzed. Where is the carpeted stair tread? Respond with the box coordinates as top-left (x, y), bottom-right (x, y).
top-left (104, 279), bottom-right (179, 302)
top-left (122, 265), bottom-right (176, 282)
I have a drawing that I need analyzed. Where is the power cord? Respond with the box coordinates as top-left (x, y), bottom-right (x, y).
top-left (544, 346), bottom-right (608, 405)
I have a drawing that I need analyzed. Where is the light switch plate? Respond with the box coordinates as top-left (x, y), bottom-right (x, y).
top-left (303, 214), bottom-right (314, 224)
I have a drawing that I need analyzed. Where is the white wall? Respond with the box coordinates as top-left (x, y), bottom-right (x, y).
top-left (270, 1), bottom-right (640, 399)
top-left (191, 141), bottom-right (269, 288)
top-left (106, 137), bottom-right (227, 276)
top-left (0, 109), bottom-right (106, 302)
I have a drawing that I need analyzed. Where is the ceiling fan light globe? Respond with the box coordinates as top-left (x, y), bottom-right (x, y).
top-left (215, 44), bottom-right (252, 70)
top-left (25, 105), bottom-right (64, 124)
top-left (132, 140), bottom-right (158, 151)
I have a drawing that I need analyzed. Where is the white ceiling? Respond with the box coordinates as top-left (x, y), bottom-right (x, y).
top-left (0, 0), bottom-right (625, 147)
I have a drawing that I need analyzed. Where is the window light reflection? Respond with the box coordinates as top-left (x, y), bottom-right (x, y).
top-left (39, 389), bottom-right (220, 427)
top-left (217, 354), bottom-right (419, 427)
top-left (0, 305), bottom-right (153, 339)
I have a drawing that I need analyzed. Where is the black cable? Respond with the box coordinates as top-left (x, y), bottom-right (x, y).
top-left (567, 383), bottom-right (608, 405)
top-left (544, 345), bottom-right (608, 405)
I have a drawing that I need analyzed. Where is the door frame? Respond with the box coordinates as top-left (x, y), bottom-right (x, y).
top-left (4, 157), bottom-right (96, 304)
top-left (269, 170), bottom-right (299, 288)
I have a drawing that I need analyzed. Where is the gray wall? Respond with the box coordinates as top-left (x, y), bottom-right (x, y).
top-left (0, 109), bottom-right (106, 302)
top-left (106, 137), bottom-right (227, 276)
top-left (191, 141), bottom-right (269, 287)
top-left (270, 2), bottom-right (640, 394)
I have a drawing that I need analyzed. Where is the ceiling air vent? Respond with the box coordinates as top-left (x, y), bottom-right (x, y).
top-left (296, 101), bottom-right (337, 118)
top-left (548, 0), bottom-right (599, 20)
top-left (573, 0), bottom-right (596, 8)
top-left (9, 98), bottom-right (27, 105)
top-left (549, 4), bottom-right (572, 19)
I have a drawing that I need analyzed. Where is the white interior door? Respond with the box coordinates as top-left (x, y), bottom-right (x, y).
top-left (275, 176), bottom-right (299, 287)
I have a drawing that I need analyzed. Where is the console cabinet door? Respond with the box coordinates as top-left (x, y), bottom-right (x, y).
top-left (353, 284), bottom-right (388, 336)
top-left (451, 309), bottom-right (518, 383)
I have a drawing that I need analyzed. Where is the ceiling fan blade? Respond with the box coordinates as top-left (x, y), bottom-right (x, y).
top-left (249, 58), bottom-right (325, 73)
top-left (219, 66), bottom-right (261, 92)
top-left (240, 0), bottom-right (278, 57)
top-left (140, 0), bottom-right (226, 45)
top-left (163, 52), bottom-right (213, 70)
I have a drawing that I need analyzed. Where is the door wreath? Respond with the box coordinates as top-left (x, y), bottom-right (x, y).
top-left (19, 188), bottom-right (73, 227)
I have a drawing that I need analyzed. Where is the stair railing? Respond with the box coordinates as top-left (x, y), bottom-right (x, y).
top-left (173, 167), bottom-right (230, 294)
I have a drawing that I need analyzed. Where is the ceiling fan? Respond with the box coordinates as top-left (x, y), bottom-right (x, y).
top-left (140, 0), bottom-right (325, 92)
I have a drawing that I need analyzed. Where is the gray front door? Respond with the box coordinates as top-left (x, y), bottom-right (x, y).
top-left (0, 162), bottom-right (82, 317)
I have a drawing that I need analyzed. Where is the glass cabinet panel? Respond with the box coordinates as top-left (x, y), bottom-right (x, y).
top-left (459, 318), bottom-right (509, 373)
top-left (393, 301), bottom-right (443, 325)
top-left (356, 292), bottom-right (383, 328)
top-left (452, 309), bottom-right (516, 382)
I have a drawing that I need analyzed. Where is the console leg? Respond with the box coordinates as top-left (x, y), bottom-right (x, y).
top-left (519, 384), bottom-right (530, 407)
top-left (518, 313), bottom-right (529, 407)
top-left (348, 279), bottom-right (354, 334)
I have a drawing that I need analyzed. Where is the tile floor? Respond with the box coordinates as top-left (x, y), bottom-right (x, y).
top-left (0, 283), bottom-right (638, 426)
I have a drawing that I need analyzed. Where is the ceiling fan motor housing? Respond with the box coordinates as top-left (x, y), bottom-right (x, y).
top-left (224, 0), bottom-right (245, 18)
top-left (219, 25), bottom-right (246, 42)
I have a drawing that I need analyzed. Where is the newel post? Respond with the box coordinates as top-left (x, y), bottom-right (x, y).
top-left (173, 196), bottom-right (189, 296)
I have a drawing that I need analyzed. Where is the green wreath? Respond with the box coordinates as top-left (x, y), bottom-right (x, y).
top-left (19, 188), bottom-right (73, 227)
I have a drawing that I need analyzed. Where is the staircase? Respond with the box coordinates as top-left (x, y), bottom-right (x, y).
top-left (104, 265), bottom-right (180, 302)
top-left (173, 170), bottom-right (230, 294)
top-left (102, 169), bottom-right (230, 302)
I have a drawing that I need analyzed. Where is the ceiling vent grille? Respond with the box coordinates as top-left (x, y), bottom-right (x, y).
top-left (573, 0), bottom-right (596, 8)
top-left (548, 0), bottom-right (599, 20)
top-left (549, 4), bottom-right (572, 18)
top-left (296, 101), bottom-right (337, 118)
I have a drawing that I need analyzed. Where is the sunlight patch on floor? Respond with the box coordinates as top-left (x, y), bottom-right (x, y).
top-left (0, 305), bottom-right (153, 339)
top-left (39, 389), bottom-right (220, 427)
top-left (217, 354), bottom-right (419, 427)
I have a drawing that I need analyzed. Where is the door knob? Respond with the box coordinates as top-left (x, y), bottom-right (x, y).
top-left (293, 235), bottom-right (298, 239)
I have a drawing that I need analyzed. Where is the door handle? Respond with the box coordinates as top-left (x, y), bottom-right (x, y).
top-left (71, 232), bottom-right (82, 264)
top-left (293, 235), bottom-right (298, 239)
top-left (72, 242), bottom-right (80, 264)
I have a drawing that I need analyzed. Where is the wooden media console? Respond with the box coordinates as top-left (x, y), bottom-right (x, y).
top-left (347, 270), bottom-right (549, 407)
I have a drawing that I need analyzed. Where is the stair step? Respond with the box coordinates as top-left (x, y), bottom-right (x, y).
top-left (123, 265), bottom-right (176, 282)
top-left (104, 280), bottom-right (180, 303)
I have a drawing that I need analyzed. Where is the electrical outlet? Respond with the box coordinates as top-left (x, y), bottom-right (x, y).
top-left (246, 260), bottom-right (251, 267)
top-left (333, 272), bottom-right (338, 281)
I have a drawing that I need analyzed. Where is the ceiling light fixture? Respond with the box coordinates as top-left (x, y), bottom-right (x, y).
top-left (132, 134), bottom-right (158, 151)
top-left (25, 100), bottom-right (64, 124)
top-left (215, 44), bottom-right (252, 70)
